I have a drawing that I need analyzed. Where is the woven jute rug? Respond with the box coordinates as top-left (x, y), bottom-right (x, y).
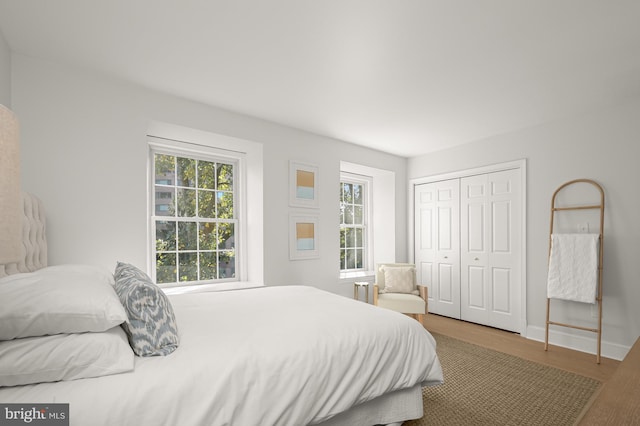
top-left (405, 333), bottom-right (601, 426)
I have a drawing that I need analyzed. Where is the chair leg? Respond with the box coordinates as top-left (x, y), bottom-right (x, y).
top-left (417, 314), bottom-right (425, 326)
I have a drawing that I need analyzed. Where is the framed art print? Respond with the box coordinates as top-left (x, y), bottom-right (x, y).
top-left (289, 161), bottom-right (319, 208)
top-left (289, 214), bottom-right (319, 260)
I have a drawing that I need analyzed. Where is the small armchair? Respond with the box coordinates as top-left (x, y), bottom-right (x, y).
top-left (373, 263), bottom-right (428, 325)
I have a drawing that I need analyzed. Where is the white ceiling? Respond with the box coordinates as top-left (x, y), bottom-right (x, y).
top-left (1, 1), bottom-right (639, 157)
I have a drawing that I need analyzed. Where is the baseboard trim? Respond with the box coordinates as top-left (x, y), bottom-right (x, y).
top-left (526, 325), bottom-right (630, 361)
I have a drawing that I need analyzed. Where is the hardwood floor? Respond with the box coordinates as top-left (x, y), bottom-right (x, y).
top-left (422, 313), bottom-right (619, 383)
top-left (580, 336), bottom-right (640, 425)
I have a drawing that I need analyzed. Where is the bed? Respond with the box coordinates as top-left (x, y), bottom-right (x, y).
top-left (0, 193), bottom-right (443, 426)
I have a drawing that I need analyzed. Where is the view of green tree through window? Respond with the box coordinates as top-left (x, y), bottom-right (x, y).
top-left (340, 180), bottom-right (365, 271)
top-left (153, 153), bottom-right (236, 284)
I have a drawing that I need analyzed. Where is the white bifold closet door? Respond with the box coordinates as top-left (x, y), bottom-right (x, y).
top-left (460, 169), bottom-right (521, 332)
top-left (415, 168), bottom-right (521, 332)
top-left (414, 179), bottom-right (461, 319)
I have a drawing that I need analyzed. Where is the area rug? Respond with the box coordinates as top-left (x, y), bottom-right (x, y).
top-left (405, 333), bottom-right (601, 426)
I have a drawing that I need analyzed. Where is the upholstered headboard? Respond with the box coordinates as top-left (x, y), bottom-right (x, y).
top-left (0, 192), bottom-right (47, 278)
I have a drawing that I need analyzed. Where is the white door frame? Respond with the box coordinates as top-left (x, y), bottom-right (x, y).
top-left (408, 159), bottom-right (528, 336)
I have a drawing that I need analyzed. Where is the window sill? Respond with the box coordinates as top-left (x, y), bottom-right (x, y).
top-left (162, 281), bottom-right (264, 295)
top-left (340, 270), bottom-right (375, 282)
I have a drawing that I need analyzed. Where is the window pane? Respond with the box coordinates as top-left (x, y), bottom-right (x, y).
top-left (199, 252), bottom-right (217, 280)
top-left (346, 228), bottom-right (355, 247)
top-left (343, 183), bottom-right (353, 203)
top-left (354, 184), bottom-right (363, 204)
top-left (198, 160), bottom-right (216, 189)
top-left (344, 205), bottom-right (353, 224)
top-left (217, 163), bottom-right (233, 190)
top-left (354, 206), bottom-right (363, 224)
top-left (339, 205), bottom-right (345, 224)
top-left (155, 154), bottom-right (175, 185)
top-left (356, 249), bottom-right (363, 269)
top-left (198, 189), bottom-right (215, 218)
top-left (355, 228), bottom-right (363, 248)
top-left (340, 249), bottom-right (346, 269)
top-left (177, 157), bottom-right (196, 187)
top-left (346, 249), bottom-right (355, 269)
top-left (198, 222), bottom-right (216, 250)
top-left (179, 252), bottom-right (198, 282)
top-left (218, 223), bottom-right (235, 250)
top-left (340, 228), bottom-right (346, 248)
top-left (217, 191), bottom-right (233, 219)
top-left (156, 221), bottom-right (176, 251)
top-left (155, 187), bottom-right (175, 216)
top-left (177, 188), bottom-right (196, 217)
top-left (219, 251), bottom-right (236, 278)
top-left (178, 222), bottom-right (198, 250)
top-left (156, 252), bottom-right (176, 284)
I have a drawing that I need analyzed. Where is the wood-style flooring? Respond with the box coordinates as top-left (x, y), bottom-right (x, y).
top-left (422, 314), bottom-right (617, 384)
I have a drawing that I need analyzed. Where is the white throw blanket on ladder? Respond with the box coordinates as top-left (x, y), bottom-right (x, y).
top-left (547, 233), bottom-right (599, 304)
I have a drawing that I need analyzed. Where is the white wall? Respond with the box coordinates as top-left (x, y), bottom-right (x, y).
top-left (0, 29), bottom-right (10, 106)
top-left (408, 98), bottom-right (640, 358)
top-left (11, 53), bottom-right (408, 299)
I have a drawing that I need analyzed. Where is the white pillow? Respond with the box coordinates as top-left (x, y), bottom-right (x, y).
top-left (0, 264), bottom-right (128, 340)
top-left (382, 266), bottom-right (418, 294)
top-left (0, 326), bottom-right (134, 387)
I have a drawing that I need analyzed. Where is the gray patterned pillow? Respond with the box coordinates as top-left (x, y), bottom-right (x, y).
top-left (113, 262), bottom-right (179, 356)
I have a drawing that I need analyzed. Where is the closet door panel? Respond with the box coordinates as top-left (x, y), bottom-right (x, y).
top-left (438, 207), bottom-right (453, 250)
top-left (468, 265), bottom-right (486, 308)
top-left (492, 267), bottom-right (511, 313)
top-left (487, 169), bottom-right (521, 332)
top-left (419, 208), bottom-right (433, 250)
top-left (415, 184), bottom-right (437, 306)
top-left (460, 174), bottom-right (490, 325)
top-left (492, 200), bottom-right (511, 253)
top-left (415, 180), bottom-right (460, 318)
top-left (419, 261), bottom-right (433, 289)
top-left (438, 264), bottom-right (454, 302)
top-left (467, 203), bottom-right (484, 251)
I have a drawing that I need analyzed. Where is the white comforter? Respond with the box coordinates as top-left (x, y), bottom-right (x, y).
top-left (0, 286), bottom-right (443, 425)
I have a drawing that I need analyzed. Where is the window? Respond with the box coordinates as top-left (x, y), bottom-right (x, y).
top-left (340, 161), bottom-right (396, 278)
top-left (340, 173), bottom-right (371, 272)
top-left (147, 124), bottom-right (263, 293)
top-left (151, 150), bottom-right (238, 285)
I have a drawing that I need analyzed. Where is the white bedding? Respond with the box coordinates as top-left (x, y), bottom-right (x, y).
top-left (0, 285), bottom-right (443, 425)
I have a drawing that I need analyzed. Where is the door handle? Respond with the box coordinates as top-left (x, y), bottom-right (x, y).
top-left (474, 257), bottom-right (479, 261)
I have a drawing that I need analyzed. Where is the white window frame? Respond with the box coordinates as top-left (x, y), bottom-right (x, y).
top-left (339, 161), bottom-right (396, 281)
top-left (148, 137), bottom-right (247, 288)
top-left (339, 171), bottom-right (373, 277)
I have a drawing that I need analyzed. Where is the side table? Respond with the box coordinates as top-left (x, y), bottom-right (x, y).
top-left (353, 281), bottom-right (370, 303)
